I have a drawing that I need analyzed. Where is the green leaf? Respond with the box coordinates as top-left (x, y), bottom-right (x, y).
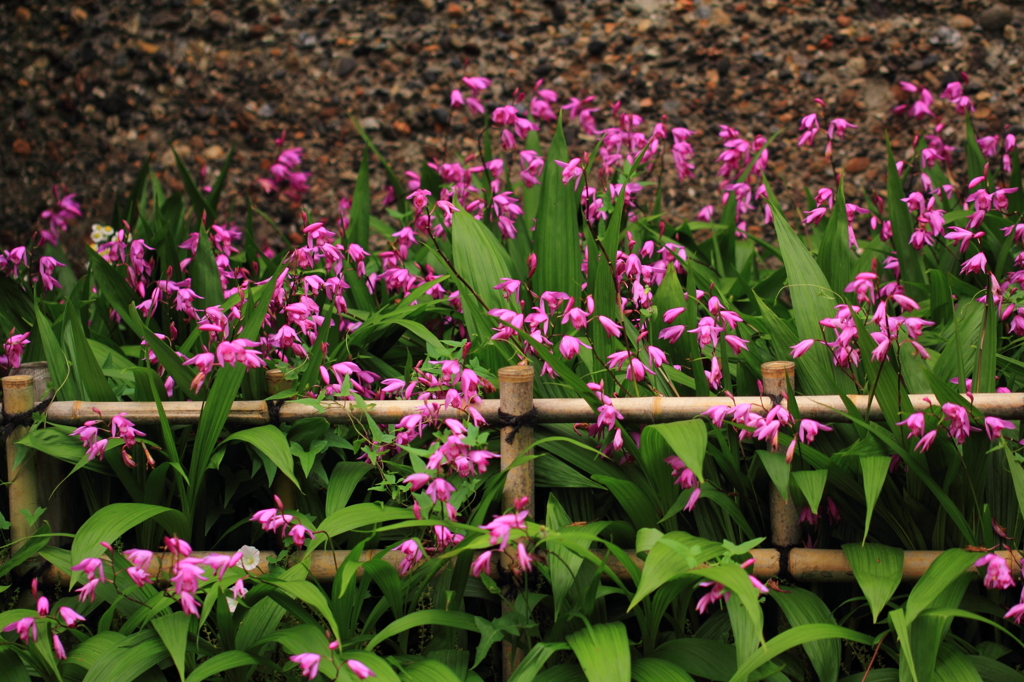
top-left (0, 651), bottom-right (29, 682)
top-left (727, 625), bottom-right (873, 682)
top-left (842, 543), bottom-right (902, 623)
top-left (326, 462), bottom-right (374, 515)
top-left (86, 249), bottom-right (197, 399)
top-left (508, 643), bottom-right (573, 682)
top-left (265, 579), bottom-right (340, 642)
top-left (400, 660), bottom-right (462, 682)
top-left (885, 139), bottom-right (926, 300)
top-left (792, 470), bottom-right (827, 515)
top-left (315, 503), bottom-right (414, 541)
top-left (349, 146), bottom-right (372, 246)
top-left (71, 503), bottom-right (187, 587)
top-left (534, 114), bottom-right (582, 299)
top-left (151, 611), bottom-right (190, 682)
top-left (905, 549), bottom-right (977, 623)
top-left (186, 271), bottom-right (279, 528)
top-left (224, 425), bottom-right (299, 489)
top-left (818, 178), bottom-right (853, 296)
top-left (859, 456), bottom-right (890, 544)
top-left (18, 428), bottom-right (107, 474)
top-left (593, 475), bottom-right (661, 530)
top-left (566, 622), bottom-right (630, 682)
top-left (191, 228), bottom-right (225, 306)
top-left (934, 647), bottom-right (983, 682)
top-left (365, 610), bottom-right (480, 651)
top-left (35, 304), bottom-right (75, 400)
top-left (64, 294), bottom-right (117, 402)
top-left (81, 630), bottom-right (169, 682)
top-left (643, 420), bottom-right (707, 482)
top-left (758, 451), bottom-right (790, 502)
top-left (184, 652), bottom-right (264, 682)
top-left (770, 587), bottom-right (840, 682)
top-left (632, 658), bottom-right (695, 682)
top-left (763, 180), bottom-right (850, 396)
top-left (450, 208), bottom-right (514, 369)
top-left (630, 531), bottom-right (726, 608)
top-left (654, 639), bottom-right (737, 681)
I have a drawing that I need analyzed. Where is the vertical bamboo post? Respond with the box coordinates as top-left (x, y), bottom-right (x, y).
top-left (18, 362), bottom-right (68, 546)
top-left (761, 361), bottom-right (801, 551)
top-left (497, 365), bottom-right (534, 682)
top-left (4, 375), bottom-right (40, 554)
top-left (266, 369), bottom-right (297, 512)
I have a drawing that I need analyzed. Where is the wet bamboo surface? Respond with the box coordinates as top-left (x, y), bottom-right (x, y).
top-left (20, 391), bottom-right (1024, 426)
top-left (39, 548), bottom-right (1018, 586)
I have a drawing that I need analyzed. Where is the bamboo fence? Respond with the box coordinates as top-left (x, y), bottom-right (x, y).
top-left (6, 362), bottom-right (1024, 589)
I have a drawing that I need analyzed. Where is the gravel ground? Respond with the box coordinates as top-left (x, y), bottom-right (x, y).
top-left (2, 0), bottom-right (1024, 249)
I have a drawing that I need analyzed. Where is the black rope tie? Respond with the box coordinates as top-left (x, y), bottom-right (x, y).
top-left (496, 407), bottom-right (537, 445)
top-left (0, 395), bottom-right (54, 443)
top-left (776, 545), bottom-right (794, 583)
top-left (267, 399), bottom-right (285, 428)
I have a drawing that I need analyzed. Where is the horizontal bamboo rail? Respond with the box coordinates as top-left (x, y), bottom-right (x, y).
top-left (7, 365), bottom-right (1024, 595)
top-left (11, 392), bottom-right (1024, 427)
top-left (38, 548), bottom-right (1018, 587)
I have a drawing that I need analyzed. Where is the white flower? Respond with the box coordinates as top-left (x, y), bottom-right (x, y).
top-left (240, 545), bottom-right (261, 572)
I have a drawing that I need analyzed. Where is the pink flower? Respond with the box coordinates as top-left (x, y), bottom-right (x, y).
top-left (597, 316), bottom-right (622, 338)
top-left (790, 339), bottom-right (816, 358)
top-left (942, 403), bottom-right (971, 444)
top-left (471, 550), bottom-right (494, 577)
top-left (59, 606), bottom-right (86, 627)
top-left (798, 419), bottom-right (832, 444)
top-left (347, 660), bottom-right (376, 679)
top-left (481, 511), bottom-right (529, 550)
top-left (554, 158), bottom-right (584, 189)
top-left (404, 473), bottom-right (431, 491)
top-left (110, 413), bottom-right (145, 447)
top-left (396, 539), bottom-right (423, 576)
top-left (288, 524), bottom-right (313, 547)
top-left (202, 552), bottom-right (242, 579)
top-left (426, 477), bottom-right (455, 503)
top-left (76, 578), bottom-right (100, 603)
top-left (914, 429), bottom-right (938, 452)
top-left (290, 653), bottom-right (321, 680)
top-left (896, 413), bottom-right (926, 438)
top-left (3, 617), bottom-right (37, 643)
top-left (695, 581), bottom-right (728, 613)
top-left (170, 558), bottom-right (207, 596)
top-left (180, 591), bottom-right (201, 617)
top-left (52, 633), bottom-right (66, 660)
top-left (701, 405), bottom-right (731, 428)
top-left (984, 416), bottom-right (1015, 441)
top-left (516, 542), bottom-right (534, 573)
top-left (960, 252), bottom-right (988, 275)
top-left (975, 554), bottom-right (1015, 590)
top-left (559, 335), bottom-right (587, 359)
top-left (72, 557), bottom-right (106, 583)
top-left (1006, 602), bottom-right (1024, 624)
top-left (85, 438), bottom-right (109, 462)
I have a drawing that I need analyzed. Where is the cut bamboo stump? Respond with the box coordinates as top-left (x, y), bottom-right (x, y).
top-left (497, 365), bottom-right (535, 682)
top-left (4, 375), bottom-right (40, 557)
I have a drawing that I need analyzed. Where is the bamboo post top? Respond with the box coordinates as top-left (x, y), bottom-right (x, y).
top-left (498, 365), bottom-right (535, 383)
top-left (2, 375), bottom-right (35, 390)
